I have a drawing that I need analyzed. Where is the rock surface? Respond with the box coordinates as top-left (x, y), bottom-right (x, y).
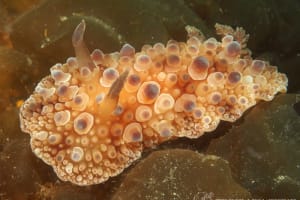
top-left (112, 149), bottom-right (251, 199)
top-left (0, 134), bottom-right (40, 199)
top-left (0, 48), bottom-right (45, 110)
top-left (9, 0), bottom-right (207, 64)
top-left (207, 94), bottom-right (300, 198)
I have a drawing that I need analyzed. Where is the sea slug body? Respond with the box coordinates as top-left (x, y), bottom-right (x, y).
top-left (19, 21), bottom-right (288, 186)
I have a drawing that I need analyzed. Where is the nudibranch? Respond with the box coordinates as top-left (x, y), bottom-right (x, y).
top-left (19, 21), bottom-right (288, 186)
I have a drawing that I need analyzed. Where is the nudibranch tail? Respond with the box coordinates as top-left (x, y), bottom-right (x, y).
top-left (19, 22), bottom-right (288, 186)
top-left (72, 20), bottom-right (96, 69)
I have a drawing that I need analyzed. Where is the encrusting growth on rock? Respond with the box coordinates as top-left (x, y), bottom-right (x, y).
top-left (19, 20), bottom-right (288, 186)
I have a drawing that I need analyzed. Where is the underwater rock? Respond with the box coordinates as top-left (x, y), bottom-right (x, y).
top-left (0, 45), bottom-right (44, 139)
top-left (0, 107), bottom-right (57, 199)
top-left (2, 0), bottom-right (40, 13)
top-left (186, 0), bottom-right (274, 50)
top-left (186, 0), bottom-right (300, 93)
top-left (34, 183), bottom-right (96, 200)
top-left (112, 149), bottom-right (251, 199)
top-left (186, 0), bottom-right (300, 56)
top-left (0, 136), bottom-right (40, 199)
top-left (0, 47), bottom-right (46, 111)
top-left (268, 0), bottom-right (300, 56)
top-left (279, 55), bottom-right (300, 93)
top-left (9, 0), bottom-right (209, 63)
top-left (0, 48), bottom-right (46, 156)
top-left (207, 94), bottom-right (300, 198)
top-left (9, 0), bottom-right (180, 63)
top-left (147, 0), bottom-right (208, 39)
top-left (0, 47), bottom-right (55, 198)
top-left (0, 108), bottom-right (22, 150)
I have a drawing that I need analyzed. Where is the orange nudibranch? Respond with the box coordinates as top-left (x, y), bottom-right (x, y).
top-left (19, 21), bottom-right (288, 186)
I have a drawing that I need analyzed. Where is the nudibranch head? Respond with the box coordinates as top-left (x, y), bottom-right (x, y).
top-left (19, 21), bottom-right (288, 186)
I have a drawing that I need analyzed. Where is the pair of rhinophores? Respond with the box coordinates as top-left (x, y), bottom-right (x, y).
top-left (19, 20), bottom-right (288, 186)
